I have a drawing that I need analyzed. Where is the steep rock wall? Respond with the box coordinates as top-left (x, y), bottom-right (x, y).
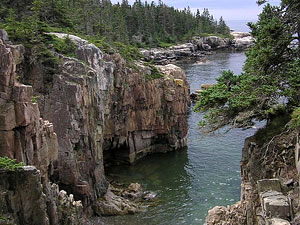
top-left (17, 33), bottom-right (190, 214)
top-left (102, 55), bottom-right (190, 164)
top-left (0, 33), bottom-right (86, 225)
top-left (0, 38), bottom-right (57, 180)
top-left (206, 117), bottom-right (299, 225)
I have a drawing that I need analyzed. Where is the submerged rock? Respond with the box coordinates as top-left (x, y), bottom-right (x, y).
top-left (142, 191), bottom-right (157, 201)
top-left (94, 184), bottom-right (145, 216)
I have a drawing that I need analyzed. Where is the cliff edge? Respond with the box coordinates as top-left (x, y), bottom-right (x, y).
top-left (0, 30), bottom-right (190, 223)
top-left (206, 116), bottom-right (300, 225)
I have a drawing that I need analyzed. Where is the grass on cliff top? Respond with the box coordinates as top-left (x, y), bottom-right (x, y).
top-left (143, 62), bottom-right (164, 80)
top-left (0, 157), bottom-right (24, 171)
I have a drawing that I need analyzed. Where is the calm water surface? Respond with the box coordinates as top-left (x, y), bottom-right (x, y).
top-left (102, 51), bottom-right (258, 225)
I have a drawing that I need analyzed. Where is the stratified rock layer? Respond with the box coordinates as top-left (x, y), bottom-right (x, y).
top-left (0, 36), bottom-right (85, 225)
top-left (103, 60), bottom-right (190, 164)
top-left (13, 33), bottom-right (190, 215)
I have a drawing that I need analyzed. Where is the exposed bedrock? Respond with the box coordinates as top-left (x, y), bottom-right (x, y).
top-left (102, 60), bottom-right (190, 165)
top-left (13, 33), bottom-right (190, 215)
top-left (206, 116), bottom-right (300, 225)
top-left (0, 34), bottom-right (85, 225)
top-left (141, 32), bottom-right (254, 64)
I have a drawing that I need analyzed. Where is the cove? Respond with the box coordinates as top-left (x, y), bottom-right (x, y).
top-left (102, 51), bottom-right (258, 225)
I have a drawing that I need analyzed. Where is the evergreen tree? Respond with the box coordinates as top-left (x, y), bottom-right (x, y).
top-left (195, 0), bottom-right (300, 131)
top-left (0, 0), bottom-right (231, 47)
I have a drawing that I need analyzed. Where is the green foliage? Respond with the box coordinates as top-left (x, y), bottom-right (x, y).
top-left (198, 33), bottom-right (233, 39)
top-left (1, 0), bottom-right (230, 48)
top-left (291, 108), bottom-right (300, 128)
top-left (48, 35), bottom-right (77, 57)
top-left (158, 41), bottom-right (175, 48)
top-left (0, 215), bottom-right (7, 221)
top-left (113, 42), bottom-right (142, 62)
top-left (31, 95), bottom-right (40, 103)
top-left (0, 157), bottom-right (24, 171)
top-left (0, 4), bottom-right (61, 77)
top-left (194, 0), bottom-right (300, 131)
top-left (198, 120), bottom-right (207, 127)
top-left (88, 37), bottom-right (114, 54)
top-left (143, 62), bottom-right (164, 80)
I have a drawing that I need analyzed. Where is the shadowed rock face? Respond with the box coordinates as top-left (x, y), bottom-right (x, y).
top-left (102, 57), bottom-right (190, 164)
top-left (16, 33), bottom-right (190, 214)
top-left (0, 166), bottom-right (50, 225)
top-left (0, 35), bottom-right (85, 225)
top-left (206, 117), bottom-right (299, 225)
top-left (0, 38), bottom-right (58, 180)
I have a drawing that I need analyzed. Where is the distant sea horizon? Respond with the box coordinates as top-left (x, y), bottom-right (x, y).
top-left (226, 20), bottom-right (255, 32)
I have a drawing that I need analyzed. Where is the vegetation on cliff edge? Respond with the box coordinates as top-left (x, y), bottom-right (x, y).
top-left (0, 157), bottom-right (24, 171)
top-left (195, 0), bottom-right (300, 131)
top-left (0, 0), bottom-right (231, 49)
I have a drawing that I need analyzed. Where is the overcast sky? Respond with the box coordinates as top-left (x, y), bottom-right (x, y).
top-left (110, 0), bottom-right (281, 21)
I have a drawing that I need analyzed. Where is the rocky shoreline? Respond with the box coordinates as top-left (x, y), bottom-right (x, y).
top-left (3, 28), bottom-right (287, 225)
top-left (206, 117), bottom-right (300, 225)
top-left (141, 32), bottom-right (254, 65)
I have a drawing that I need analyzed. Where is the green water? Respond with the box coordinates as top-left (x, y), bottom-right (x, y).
top-left (102, 51), bottom-right (259, 225)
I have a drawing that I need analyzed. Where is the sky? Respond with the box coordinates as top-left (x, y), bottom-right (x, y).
top-left (111, 0), bottom-right (281, 21)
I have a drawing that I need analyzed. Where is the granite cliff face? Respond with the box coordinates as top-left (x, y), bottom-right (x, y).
top-left (0, 33), bottom-right (85, 225)
top-left (0, 38), bottom-right (57, 178)
top-left (102, 58), bottom-right (189, 164)
top-left (0, 31), bottom-right (190, 221)
top-left (206, 117), bottom-right (300, 225)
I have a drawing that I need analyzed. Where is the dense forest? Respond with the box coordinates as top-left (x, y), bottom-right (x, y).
top-left (0, 0), bottom-right (230, 48)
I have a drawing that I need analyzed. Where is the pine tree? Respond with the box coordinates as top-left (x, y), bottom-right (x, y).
top-left (195, 0), bottom-right (300, 131)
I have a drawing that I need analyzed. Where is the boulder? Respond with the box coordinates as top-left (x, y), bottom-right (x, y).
top-left (269, 218), bottom-right (291, 225)
top-left (0, 29), bottom-right (8, 41)
top-left (94, 187), bottom-right (142, 216)
top-left (231, 32), bottom-right (254, 49)
top-left (127, 183), bottom-right (142, 193)
top-left (201, 84), bottom-right (214, 90)
top-left (260, 191), bottom-right (291, 220)
top-left (257, 179), bottom-right (282, 193)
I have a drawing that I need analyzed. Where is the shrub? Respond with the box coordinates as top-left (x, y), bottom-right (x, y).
top-left (291, 108), bottom-right (300, 128)
top-left (31, 95), bottom-right (40, 103)
top-left (0, 157), bottom-right (24, 171)
top-left (143, 62), bottom-right (164, 80)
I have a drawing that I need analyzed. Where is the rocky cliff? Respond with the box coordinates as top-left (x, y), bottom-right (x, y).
top-left (206, 116), bottom-right (300, 225)
top-left (0, 33), bottom-right (85, 225)
top-left (0, 31), bottom-right (190, 222)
